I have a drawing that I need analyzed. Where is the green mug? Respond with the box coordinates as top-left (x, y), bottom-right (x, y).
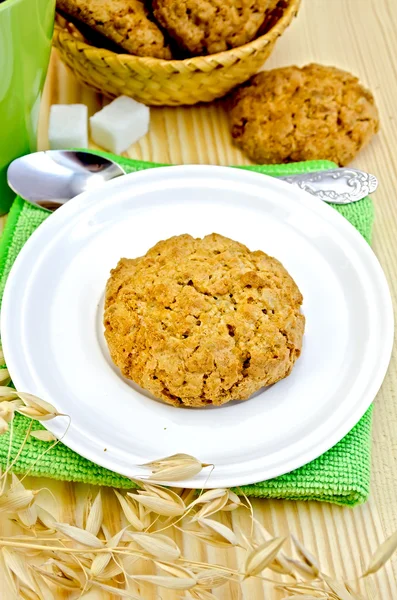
top-left (0, 0), bottom-right (55, 214)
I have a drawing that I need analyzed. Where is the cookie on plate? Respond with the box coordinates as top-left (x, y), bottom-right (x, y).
top-left (56, 0), bottom-right (172, 59)
top-left (153, 0), bottom-right (271, 56)
top-left (104, 233), bottom-right (305, 408)
top-left (229, 64), bottom-right (379, 165)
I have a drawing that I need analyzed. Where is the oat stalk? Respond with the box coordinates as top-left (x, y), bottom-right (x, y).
top-left (0, 384), bottom-right (394, 600)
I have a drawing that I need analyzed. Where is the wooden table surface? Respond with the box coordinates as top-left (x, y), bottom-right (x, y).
top-left (2, 0), bottom-right (397, 598)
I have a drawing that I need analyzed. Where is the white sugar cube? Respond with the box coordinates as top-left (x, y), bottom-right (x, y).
top-left (48, 104), bottom-right (88, 150)
top-left (90, 96), bottom-right (150, 154)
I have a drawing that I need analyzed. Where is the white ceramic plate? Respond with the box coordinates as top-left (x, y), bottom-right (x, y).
top-left (1, 166), bottom-right (393, 488)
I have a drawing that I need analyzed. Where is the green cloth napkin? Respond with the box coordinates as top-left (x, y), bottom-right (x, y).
top-left (0, 154), bottom-right (374, 506)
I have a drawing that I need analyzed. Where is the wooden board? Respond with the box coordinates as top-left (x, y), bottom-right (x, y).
top-left (1, 0), bottom-right (397, 597)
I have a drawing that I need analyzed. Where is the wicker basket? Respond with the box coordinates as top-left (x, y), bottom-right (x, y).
top-left (53, 0), bottom-right (300, 106)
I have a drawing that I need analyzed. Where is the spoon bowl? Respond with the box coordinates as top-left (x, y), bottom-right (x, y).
top-left (7, 150), bottom-right (126, 211)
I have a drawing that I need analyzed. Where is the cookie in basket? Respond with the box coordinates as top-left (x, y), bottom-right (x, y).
top-left (228, 64), bottom-right (379, 165)
top-left (153, 0), bottom-right (273, 55)
top-left (104, 233), bottom-right (305, 408)
top-left (56, 0), bottom-right (172, 58)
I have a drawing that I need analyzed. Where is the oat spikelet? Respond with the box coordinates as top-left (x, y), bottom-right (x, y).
top-left (188, 489), bottom-right (228, 509)
top-left (285, 557), bottom-right (319, 580)
top-left (128, 532), bottom-right (181, 560)
top-left (222, 490), bottom-right (241, 511)
top-left (324, 576), bottom-right (359, 599)
top-left (85, 491), bottom-right (102, 536)
top-left (48, 559), bottom-right (84, 588)
top-left (30, 430), bottom-right (57, 442)
top-left (363, 531), bottom-right (397, 576)
top-left (181, 488), bottom-right (197, 505)
top-left (0, 386), bottom-right (18, 400)
top-left (244, 537), bottom-right (286, 578)
top-left (128, 489), bottom-right (185, 517)
top-left (196, 568), bottom-right (230, 588)
top-left (0, 487), bottom-right (37, 513)
top-left (97, 560), bottom-right (124, 581)
top-left (36, 505), bottom-right (56, 533)
top-left (267, 555), bottom-right (296, 577)
top-left (16, 392), bottom-right (60, 421)
top-left (17, 504), bottom-right (38, 529)
top-left (190, 493), bottom-right (230, 521)
top-left (0, 368), bottom-right (11, 386)
top-left (105, 528), bottom-right (127, 551)
top-left (279, 582), bottom-right (328, 597)
top-left (195, 518), bottom-right (238, 546)
top-left (155, 561), bottom-right (196, 578)
top-left (251, 520), bottom-right (295, 577)
top-left (90, 552), bottom-right (112, 577)
top-left (291, 534), bottom-right (320, 576)
top-left (92, 581), bottom-right (143, 598)
top-left (132, 574), bottom-right (196, 590)
top-left (34, 567), bottom-right (82, 590)
top-left (19, 588), bottom-right (41, 600)
top-left (2, 548), bottom-right (37, 591)
top-left (141, 453), bottom-right (209, 481)
top-left (31, 572), bottom-right (54, 600)
top-left (135, 562), bottom-right (198, 590)
top-left (135, 481), bottom-right (186, 506)
top-left (114, 490), bottom-right (144, 530)
top-left (0, 551), bottom-right (18, 595)
top-left (0, 400), bottom-right (18, 426)
top-left (54, 523), bottom-right (103, 548)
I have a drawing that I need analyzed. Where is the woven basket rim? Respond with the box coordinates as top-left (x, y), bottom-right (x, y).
top-left (54, 0), bottom-right (301, 67)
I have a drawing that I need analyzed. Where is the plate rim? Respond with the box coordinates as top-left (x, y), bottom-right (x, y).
top-left (1, 164), bottom-right (394, 487)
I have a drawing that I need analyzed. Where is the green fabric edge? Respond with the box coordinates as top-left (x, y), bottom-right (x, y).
top-left (2, 405), bottom-right (371, 507)
top-left (0, 196), bottom-right (24, 294)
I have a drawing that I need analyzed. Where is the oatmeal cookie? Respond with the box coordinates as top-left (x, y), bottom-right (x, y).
top-left (104, 233), bottom-right (305, 408)
top-left (56, 0), bottom-right (172, 58)
top-left (229, 64), bottom-right (379, 165)
top-left (152, 0), bottom-right (270, 55)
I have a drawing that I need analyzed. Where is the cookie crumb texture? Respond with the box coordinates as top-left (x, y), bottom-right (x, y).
top-left (56, 0), bottom-right (172, 58)
top-left (229, 64), bottom-right (379, 165)
top-left (153, 0), bottom-right (271, 55)
top-left (104, 234), bottom-right (305, 407)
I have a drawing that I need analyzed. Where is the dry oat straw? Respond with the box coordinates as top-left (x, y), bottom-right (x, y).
top-left (0, 355), bottom-right (395, 599)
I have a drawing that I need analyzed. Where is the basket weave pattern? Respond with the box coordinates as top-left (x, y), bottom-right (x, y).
top-left (53, 0), bottom-right (301, 106)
